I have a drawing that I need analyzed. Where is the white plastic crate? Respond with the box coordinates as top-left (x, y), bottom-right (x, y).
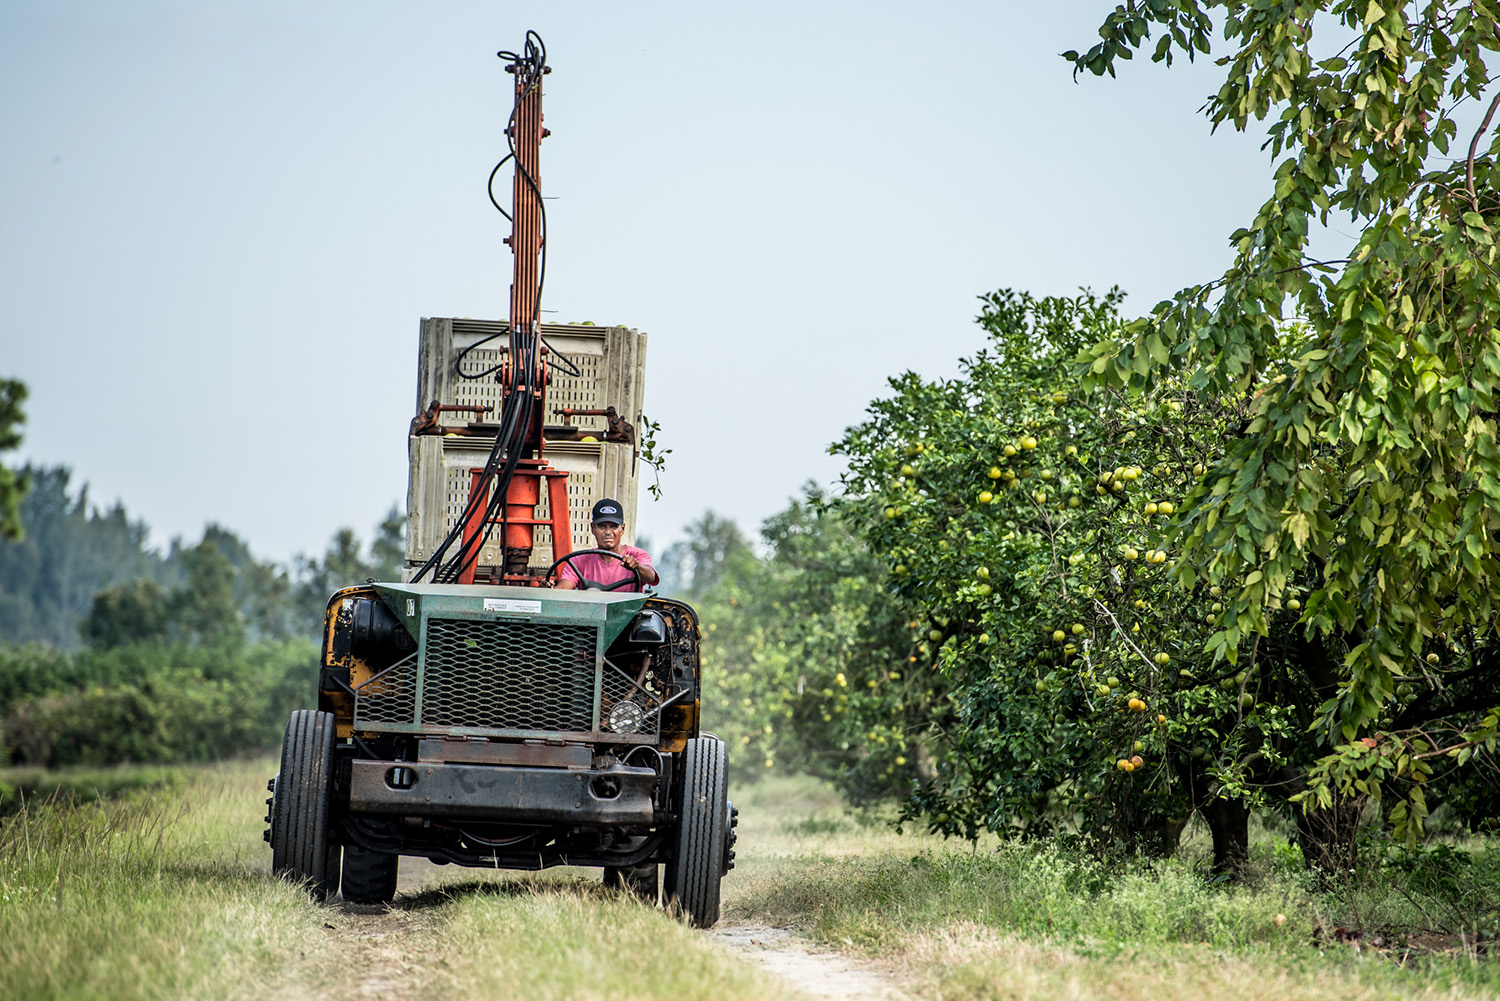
top-left (405, 319), bottom-right (647, 577)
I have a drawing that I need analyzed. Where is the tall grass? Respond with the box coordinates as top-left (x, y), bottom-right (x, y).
top-left (0, 760), bottom-right (329, 1001)
top-left (737, 846), bottom-right (1319, 950)
top-left (0, 763), bottom-right (181, 813)
top-left (7, 761), bottom-right (1493, 1001)
top-left (725, 775), bottom-right (1500, 999)
top-left (0, 760), bottom-right (791, 1001)
top-left (435, 877), bottom-right (788, 1001)
top-left (902, 929), bottom-right (1499, 1001)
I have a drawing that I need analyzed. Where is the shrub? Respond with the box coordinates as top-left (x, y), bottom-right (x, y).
top-left (0, 639), bottom-right (315, 767)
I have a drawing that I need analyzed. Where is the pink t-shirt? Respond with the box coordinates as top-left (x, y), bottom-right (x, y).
top-left (557, 544), bottom-right (654, 591)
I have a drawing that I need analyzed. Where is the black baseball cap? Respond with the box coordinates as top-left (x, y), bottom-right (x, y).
top-left (591, 498), bottom-right (625, 525)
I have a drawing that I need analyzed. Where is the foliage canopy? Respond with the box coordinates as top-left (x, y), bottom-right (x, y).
top-left (1063, 0), bottom-right (1500, 840)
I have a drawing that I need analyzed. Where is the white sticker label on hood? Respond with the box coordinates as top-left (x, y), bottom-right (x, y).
top-left (483, 598), bottom-right (542, 615)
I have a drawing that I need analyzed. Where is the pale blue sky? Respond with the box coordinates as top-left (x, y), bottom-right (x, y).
top-left (3, 1), bottom-right (1307, 561)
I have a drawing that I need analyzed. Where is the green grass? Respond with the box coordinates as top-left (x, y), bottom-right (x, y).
top-left (8, 760), bottom-right (1496, 1001)
top-left (905, 933), bottom-right (1500, 1001)
top-left (0, 760), bottom-right (332, 1001)
top-left (735, 846), bottom-right (1318, 948)
top-left (434, 877), bottom-right (790, 1000)
top-left (724, 774), bottom-right (1500, 1001)
top-left (0, 759), bottom-right (787, 1001)
top-left (0, 763), bottom-right (182, 814)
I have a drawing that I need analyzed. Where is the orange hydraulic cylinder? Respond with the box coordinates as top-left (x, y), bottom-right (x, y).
top-left (457, 469), bottom-right (492, 586)
top-left (546, 472), bottom-right (572, 562)
top-left (503, 474), bottom-right (540, 551)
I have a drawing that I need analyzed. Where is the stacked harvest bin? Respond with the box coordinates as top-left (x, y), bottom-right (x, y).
top-left (404, 318), bottom-right (647, 580)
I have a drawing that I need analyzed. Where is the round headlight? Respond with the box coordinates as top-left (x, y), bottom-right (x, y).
top-left (607, 699), bottom-right (644, 734)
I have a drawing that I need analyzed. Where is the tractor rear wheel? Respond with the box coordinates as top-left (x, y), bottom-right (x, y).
top-left (270, 709), bottom-right (338, 900)
top-left (340, 846), bottom-right (399, 904)
top-left (604, 865), bottom-right (658, 903)
top-left (663, 735), bottom-right (728, 928)
top-left (604, 835), bottom-right (658, 902)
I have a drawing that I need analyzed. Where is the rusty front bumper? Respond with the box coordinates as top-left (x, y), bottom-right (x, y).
top-left (347, 759), bottom-right (656, 825)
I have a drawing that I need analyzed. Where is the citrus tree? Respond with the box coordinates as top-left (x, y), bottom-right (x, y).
top-left (833, 289), bottom-right (1381, 872)
top-left (1066, 0), bottom-right (1500, 842)
top-left (694, 492), bottom-right (922, 795)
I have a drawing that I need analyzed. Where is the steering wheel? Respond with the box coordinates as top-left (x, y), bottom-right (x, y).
top-left (545, 548), bottom-right (642, 592)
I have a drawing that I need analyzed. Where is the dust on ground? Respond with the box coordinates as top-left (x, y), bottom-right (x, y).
top-left (317, 906), bottom-right (436, 1001)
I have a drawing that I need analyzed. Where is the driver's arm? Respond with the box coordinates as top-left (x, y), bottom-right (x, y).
top-left (620, 549), bottom-right (659, 586)
top-left (554, 561), bottom-right (581, 590)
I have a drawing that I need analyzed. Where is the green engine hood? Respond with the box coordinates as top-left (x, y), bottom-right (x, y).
top-left (372, 582), bottom-right (648, 648)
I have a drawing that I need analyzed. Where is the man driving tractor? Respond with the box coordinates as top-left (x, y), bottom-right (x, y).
top-left (554, 498), bottom-right (659, 591)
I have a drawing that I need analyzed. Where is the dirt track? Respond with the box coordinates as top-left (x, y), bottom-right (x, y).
top-left (315, 856), bottom-right (910, 1001)
top-left (318, 907), bottom-right (433, 1001)
top-left (713, 924), bottom-right (911, 1001)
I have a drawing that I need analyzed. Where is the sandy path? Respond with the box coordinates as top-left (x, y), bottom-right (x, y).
top-left (394, 854), bottom-right (447, 895)
top-left (713, 924), bottom-right (913, 1001)
top-left (318, 907), bottom-right (435, 1001)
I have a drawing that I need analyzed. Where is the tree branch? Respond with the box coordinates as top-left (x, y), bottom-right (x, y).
top-left (1092, 596), bottom-right (1161, 680)
top-left (1465, 88), bottom-right (1500, 212)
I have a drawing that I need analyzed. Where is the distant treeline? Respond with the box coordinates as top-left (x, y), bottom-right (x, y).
top-left (0, 464), bottom-right (403, 650)
top-left (0, 464), bottom-right (403, 767)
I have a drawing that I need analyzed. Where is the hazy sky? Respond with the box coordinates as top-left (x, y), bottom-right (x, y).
top-left (3, 2), bottom-right (1317, 562)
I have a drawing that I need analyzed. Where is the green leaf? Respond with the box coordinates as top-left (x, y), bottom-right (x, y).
top-left (1145, 331), bottom-right (1169, 365)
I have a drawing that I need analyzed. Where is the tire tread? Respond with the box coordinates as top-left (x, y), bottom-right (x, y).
top-left (271, 709), bottom-right (337, 899)
top-left (341, 846), bottom-right (399, 904)
top-left (665, 736), bottom-right (728, 927)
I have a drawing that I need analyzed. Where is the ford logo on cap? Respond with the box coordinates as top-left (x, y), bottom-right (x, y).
top-left (591, 498), bottom-right (625, 524)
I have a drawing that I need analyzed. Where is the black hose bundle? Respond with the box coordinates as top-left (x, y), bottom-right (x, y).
top-left (411, 33), bottom-right (550, 585)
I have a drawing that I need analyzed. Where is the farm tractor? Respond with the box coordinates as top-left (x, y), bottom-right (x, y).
top-left (263, 33), bottom-right (735, 927)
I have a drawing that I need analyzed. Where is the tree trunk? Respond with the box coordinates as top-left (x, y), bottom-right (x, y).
top-left (1174, 750), bottom-right (1250, 876)
top-left (1294, 797), bottom-right (1363, 881)
top-left (1202, 797), bottom-right (1250, 876)
top-left (1138, 812), bottom-right (1188, 858)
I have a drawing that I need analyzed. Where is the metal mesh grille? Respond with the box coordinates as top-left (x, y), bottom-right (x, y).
top-left (601, 661), bottom-right (662, 736)
top-left (421, 619), bottom-right (598, 731)
top-left (354, 655), bottom-right (418, 726)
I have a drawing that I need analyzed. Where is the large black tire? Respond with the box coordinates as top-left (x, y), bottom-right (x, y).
top-left (270, 709), bottom-right (338, 900)
top-left (604, 834), bottom-right (659, 902)
top-left (341, 846), bottom-right (399, 904)
top-left (603, 862), bottom-right (659, 901)
top-left (663, 735), bottom-right (729, 928)
top-left (604, 832), bottom-right (659, 904)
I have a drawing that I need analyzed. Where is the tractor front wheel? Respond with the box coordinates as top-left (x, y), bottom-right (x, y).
top-left (270, 709), bottom-right (338, 900)
top-left (663, 735), bottom-right (729, 928)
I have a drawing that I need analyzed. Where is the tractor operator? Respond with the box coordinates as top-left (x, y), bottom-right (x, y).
top-left (555, 498), bottom-right (659, 591)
